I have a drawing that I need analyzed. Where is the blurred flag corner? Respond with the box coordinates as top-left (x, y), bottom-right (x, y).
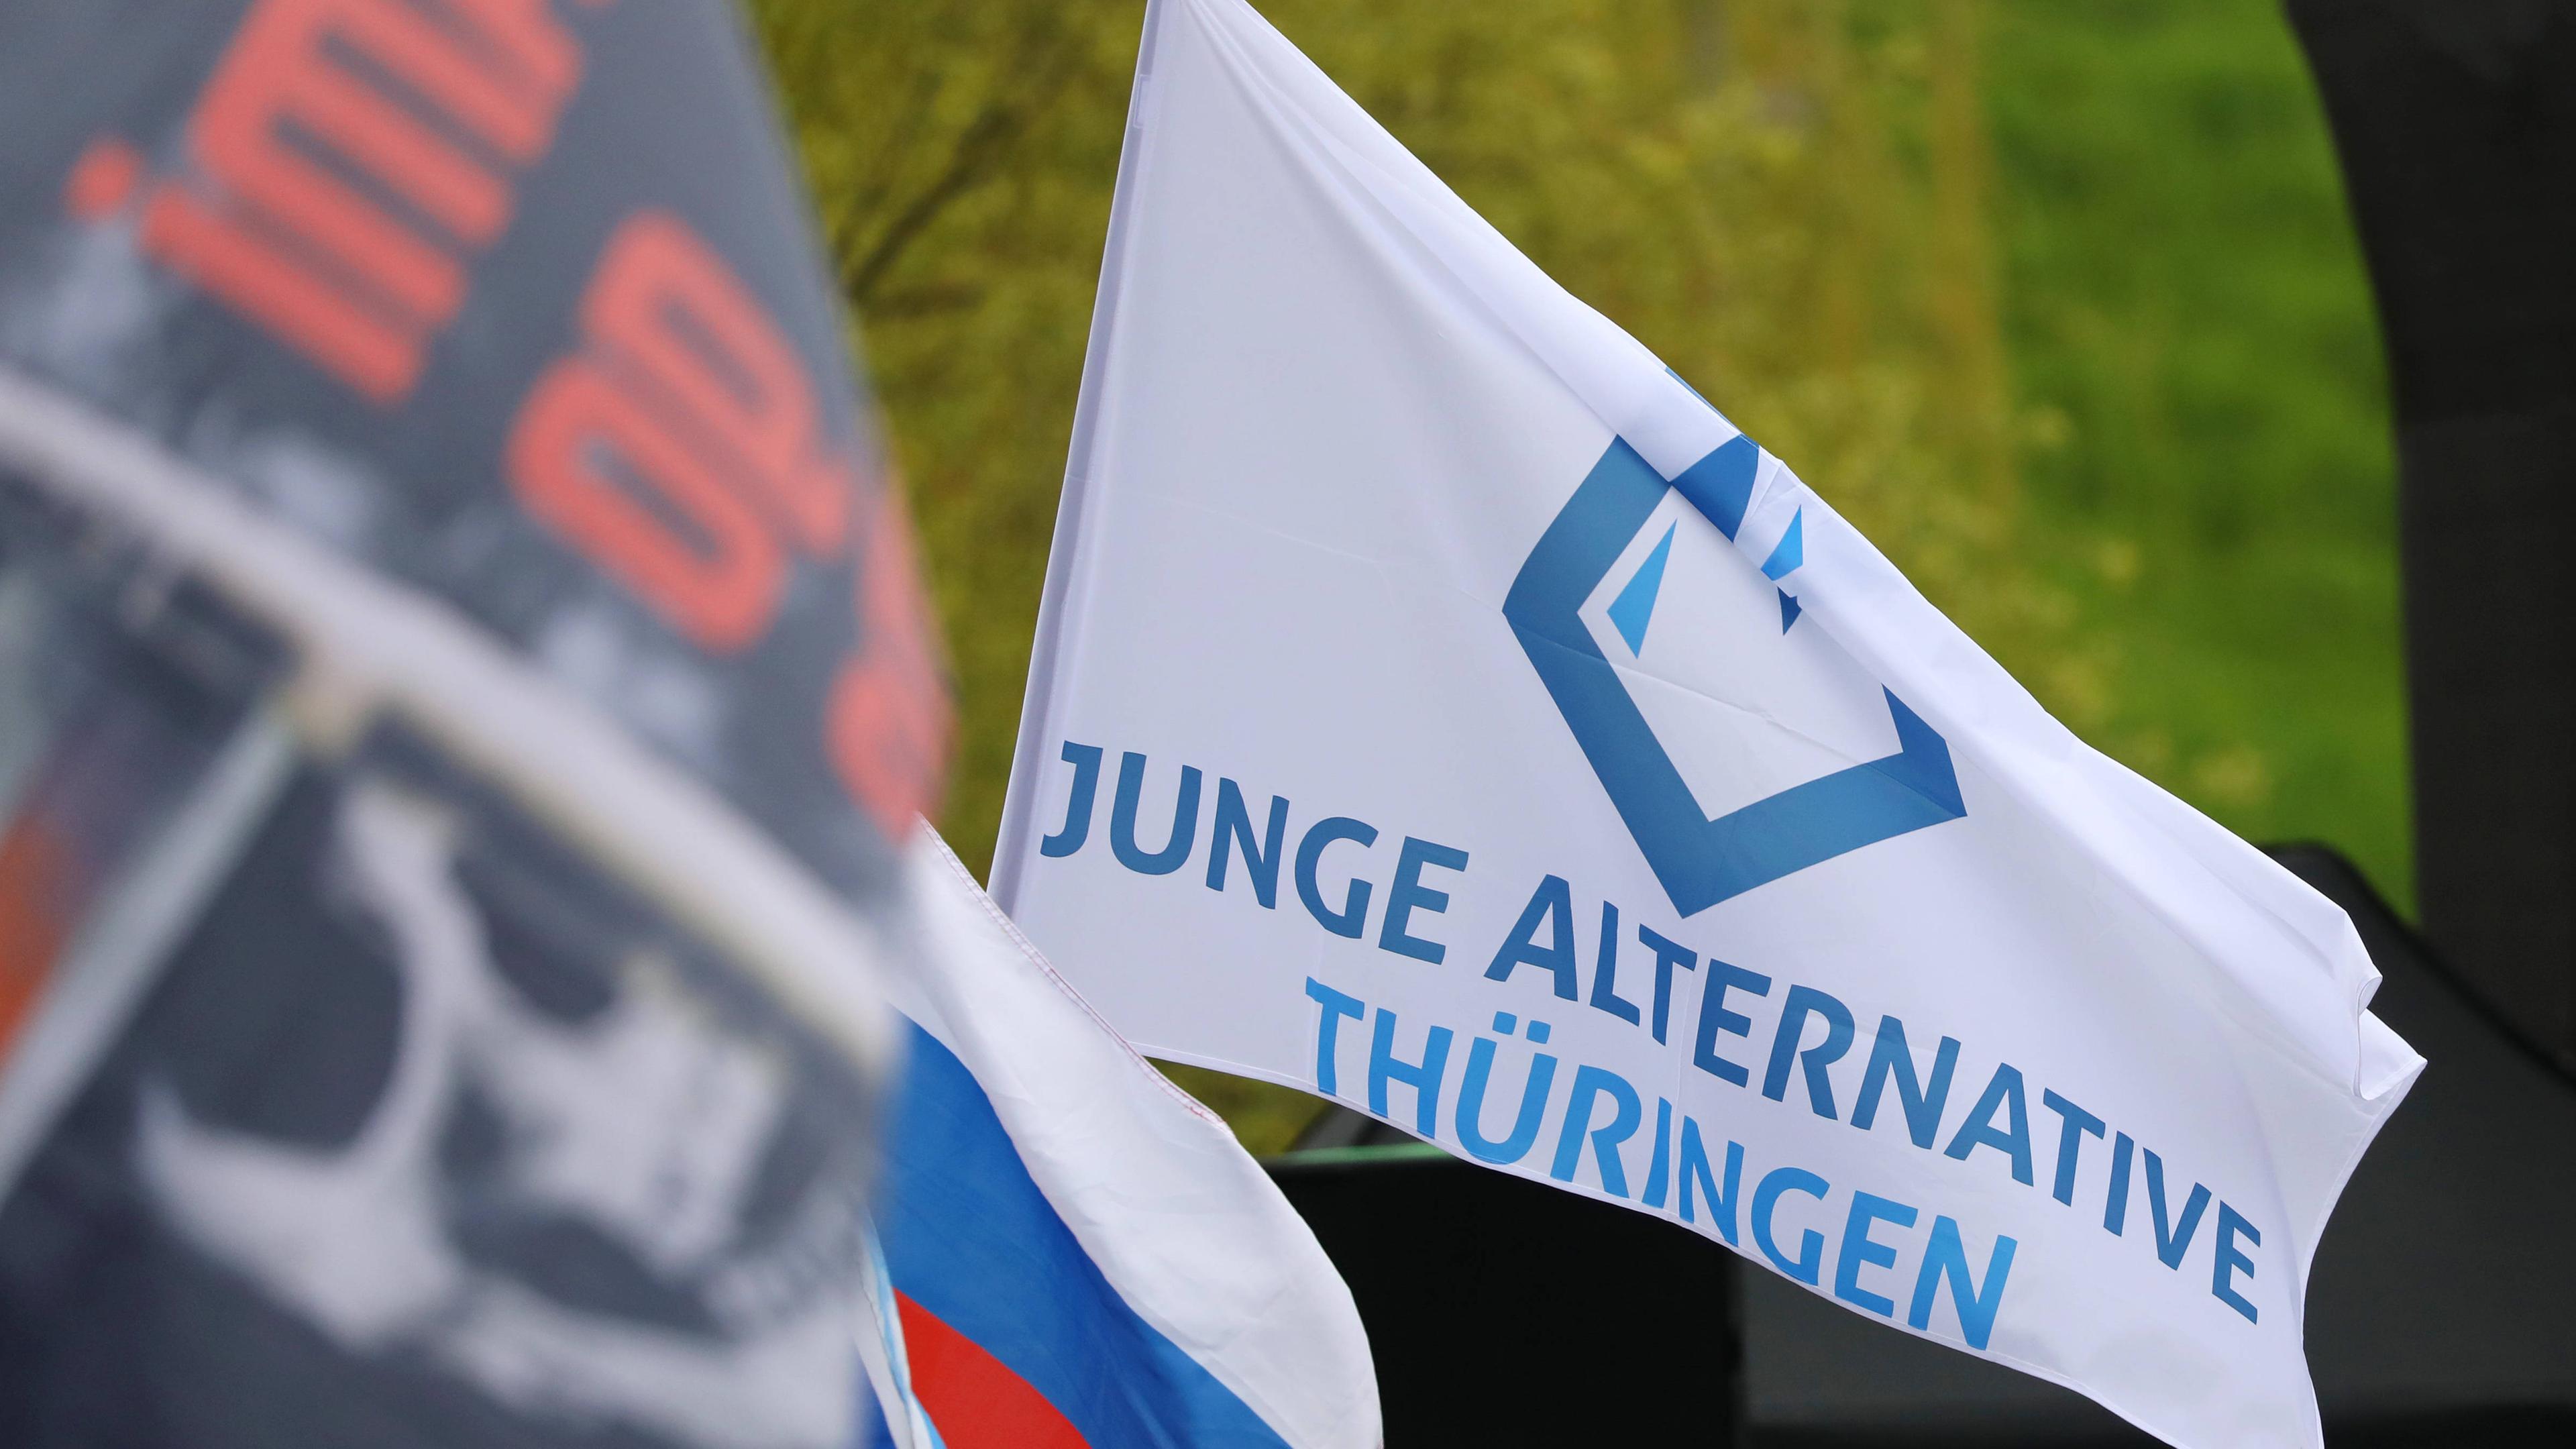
top-left (869, 826), bottom-right (1381, 1449)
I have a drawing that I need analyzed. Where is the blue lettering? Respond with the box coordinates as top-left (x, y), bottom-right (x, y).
top-left (1589, 901), bottom-right (1642, 1026)
top-left (1850, 1016), bottom-right (1960, 1149)
top-left (2040, 1089), bottom-right (2106, 1208)
top-left (1907, 1216), bottom-right (2017, 1350)
top-left (1677, 1120), bottom-right (1743, 1243)
top-left (1378, 836), bottom-right (1469, 964)
top-left (1367, 1007), bottom-right (1452, 1136)
top-left (1455, 1022), bottom-right (1556, 1165)
top-left (1548, 1065), bottom-right (1643, 1197)
top-left (2145, 1148), bottom-right (2211, 1270)
top-left (1693, 956), bottom-right (1772, 1087)
top-left (2104, 1130), bottom-right (2135, 1236)
top-left (1295, 816), bottom-right (1379, 938)
top-left (1835, 1191), bottom-right (1919, 1317)
top-left (2212, 1203), bottom-right (2260, 1324)
top-left (1110, 751), bottom-right (1200, 874)
top-left (1038, 741), bottom-right (1104, 857)
top-left (1763, 985), bottom-right (1856, 1120)
top-left (1752, 1166), bottom-right (1830, 1284)
top-left (1942, 1063), bottom-right (2035, 1187)
top-left (1486, 873), bottom-right (1579, 1000)
top-left (1641, 1098), bottom-right (1674, 1208)
top-left (1205, 778), bottom-right (1287, 907)
top-left (1636, 924), bottom-right (1699, 1045)
top-left (1303, 978), bottom-right (1364, 1097)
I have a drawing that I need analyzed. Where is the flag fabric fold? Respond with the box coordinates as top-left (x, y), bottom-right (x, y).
top-left (989, 2), bottom-right (2422, 1445)
top-left (875, 830), bottom-right (1380, 1449)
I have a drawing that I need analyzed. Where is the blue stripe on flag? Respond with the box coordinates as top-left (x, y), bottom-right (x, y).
top-left (877, 1020), bottom-right (1293, 1449)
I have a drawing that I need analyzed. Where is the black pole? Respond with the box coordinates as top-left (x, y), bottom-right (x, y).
top-left (2287, 0), bottom-right (2576, 1069)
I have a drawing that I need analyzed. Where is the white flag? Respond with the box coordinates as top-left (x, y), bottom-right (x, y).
top-left (991, 2), bottom-right (2423, 1444)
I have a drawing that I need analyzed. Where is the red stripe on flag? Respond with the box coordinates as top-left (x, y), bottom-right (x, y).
top-left (895, 1291), bottom-right (1091, 1449)
top-left (0, 815), bottom-right (78, 1062)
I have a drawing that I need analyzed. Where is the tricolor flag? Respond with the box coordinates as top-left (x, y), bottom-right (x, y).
top-left (875, 833), bottom-right (1377, 1449)
top-left (990, 2), bottom-right (2425, 1445)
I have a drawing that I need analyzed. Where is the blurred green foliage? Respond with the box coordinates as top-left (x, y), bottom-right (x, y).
top-left (1988, 1), bottom-right (2406, 904)
top-left (751, 1), bottom-right (2405, 1154)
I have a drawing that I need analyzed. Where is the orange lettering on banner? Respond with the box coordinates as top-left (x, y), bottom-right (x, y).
top-left (580, 214), bottom-right (851, 555)
top-left (510, 211), bottom-right (855, 651)
top-left (507, 359), bottom-right (786, 653)
top-left (63, 138), bottom-right (145, 223)
top-left (510, 210), bottom-right (947, 825)
top-left (0, 817), bottom-right (76, 1064)
top-left (119, 0), bottom-right (580, 402)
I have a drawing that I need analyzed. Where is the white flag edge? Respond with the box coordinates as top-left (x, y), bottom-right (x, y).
top-left (895, 827), bottom-right (1383, 1449)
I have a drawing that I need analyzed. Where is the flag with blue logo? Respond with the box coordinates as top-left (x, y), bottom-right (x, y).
top-left (873, 831), bottom-right (1379, 1449)
top-left (989, 2), bottom-right (2424, 1444)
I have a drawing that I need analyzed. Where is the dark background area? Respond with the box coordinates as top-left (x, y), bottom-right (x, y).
top-left (1272, 847), bottom-right (2576, 1445)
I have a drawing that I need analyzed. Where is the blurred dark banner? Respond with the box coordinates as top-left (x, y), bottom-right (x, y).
top-left (2288, 0), bottom-right (2576, 1070)
top-left (0, 3), bottom-right (947, 1446)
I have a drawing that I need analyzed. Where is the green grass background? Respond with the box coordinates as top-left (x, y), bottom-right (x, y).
top-left (752, 0), bottom-right (2407, 1152)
